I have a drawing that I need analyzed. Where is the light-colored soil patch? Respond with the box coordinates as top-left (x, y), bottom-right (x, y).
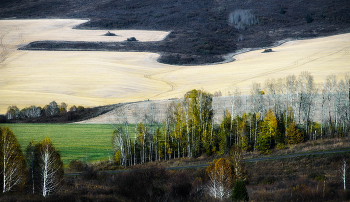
top-left (1, 19), bottom-right (349, 114)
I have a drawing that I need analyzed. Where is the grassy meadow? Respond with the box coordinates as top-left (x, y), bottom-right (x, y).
top-left (1, 123), bottom-right (137, 166)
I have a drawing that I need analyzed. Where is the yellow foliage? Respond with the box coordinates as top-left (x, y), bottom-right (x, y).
top-left (206, 158), bottom-right (234, 188)
top-left (286, 122), bottom-right (303, 144)
top-left (114, 150), bottom-right (121, 165)
top-left (263, 109), bottom-right (278, 138)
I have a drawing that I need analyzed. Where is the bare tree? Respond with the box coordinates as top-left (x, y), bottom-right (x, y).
top-left (324, 75), bottom-right (337, 136)
top-left (132, 105), bottom-right (140, 165)
top-left (340, 159), bottom-right (347, 190)
top-left (265, 78), bottom-right (278, 115)
top-left (297, 72), bottom-right (317, 139)
top-left (112, 107), bottom-right (130, 166)
top-left (36, 137), bottom-right (63, 197)
top-left (183, 100), bottom-right (191, 157)
top-left (250, 82), bottom-right (264, 149)
top-left (44, 101), bottom-right (60, 116)
top-left (112, 127), bottom-right (126, 166)
top-left (6, 106), bottom-right (20, 120)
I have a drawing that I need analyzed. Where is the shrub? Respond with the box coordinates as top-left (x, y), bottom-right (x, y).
top-left (82, 165), bottom-right (97, 180)
top-left (258, 176), bottom-right (277, 185)
top-left (127, 37), bottom-right (137, 41)
top-left (276, 143), bottom-right (286, 150)
top-left (117, 165), bottom-right (169, 201)
top-left (169, 171), bottom-right (192, 199)
top-left (262, 48), bottom-right (272, 53)
top-left (77, 106), bottom-right (84, 111)
top-left (104, 31), bottom-right (116, 36)
top-left (305, 14), bottom-right (314, 23)
top-left (308, 172), bottom-right (326, 181)
top-left (67, 159), bottom-right (86, 172)
top-left (280, 8), bottom-right (286, 14)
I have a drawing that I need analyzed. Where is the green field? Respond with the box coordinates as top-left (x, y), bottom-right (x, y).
top-left (1, 124), bottom-right (136, 166)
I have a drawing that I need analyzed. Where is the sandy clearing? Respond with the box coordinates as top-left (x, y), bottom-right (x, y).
top-left (0, 19), bottom-right (349, 114)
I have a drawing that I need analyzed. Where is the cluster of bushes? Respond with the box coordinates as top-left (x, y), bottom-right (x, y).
top-left (247, 153), bottom-right (350, 201)
top-left (5, 101), bottom-right (84, 120)
top-left (158, 54), bottom-right (224, 65)
top-left (63, 161), bottom-right (248, 201)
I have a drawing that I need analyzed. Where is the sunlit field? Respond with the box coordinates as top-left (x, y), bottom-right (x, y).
top-left (0, 19), bottom-right (349, 114)
top-left (1, 123), bottom-right (139, 165)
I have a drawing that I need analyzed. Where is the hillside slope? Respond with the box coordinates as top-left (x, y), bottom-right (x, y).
top-left (1, 0), bottom-right (350, 65)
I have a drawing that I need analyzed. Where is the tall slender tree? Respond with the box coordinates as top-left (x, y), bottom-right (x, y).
top-left (0, 126), bottom-right (27, 193)
top-left (34, 137), bottom-right (63, 197)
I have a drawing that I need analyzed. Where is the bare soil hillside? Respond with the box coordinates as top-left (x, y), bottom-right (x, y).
top-left (1, 0), bottom-right (350, 65)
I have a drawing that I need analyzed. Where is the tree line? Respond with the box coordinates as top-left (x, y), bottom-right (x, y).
top-left (0, 126), bottom-right (63, 197)
top-left (5, 101), bottom-right (84, 120)
top-left (112, 71), bottom-right (350, 166)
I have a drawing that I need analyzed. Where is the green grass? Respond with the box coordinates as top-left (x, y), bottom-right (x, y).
top-left (1, 123), bottom-right (138, 166)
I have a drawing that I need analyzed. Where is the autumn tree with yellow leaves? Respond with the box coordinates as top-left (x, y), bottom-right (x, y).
top-left (256, 109), bottom-right (279, 154)
top-left (206, 158), bottom-right (234, 200)
top-left (0, 126), bottom-right (27, 193)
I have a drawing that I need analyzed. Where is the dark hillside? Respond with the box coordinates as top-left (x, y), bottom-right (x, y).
top-left (2, 0), bottom-right (350, 65)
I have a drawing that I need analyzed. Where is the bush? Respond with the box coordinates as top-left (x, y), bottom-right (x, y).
top-left (258, 176), bottom-right (277, 185)
top-left (280, 8), bottom-right (286, 14)
top-left (117, 165), bottom-right (170, 201)
top-left (308, 172), bottom-right (326, 181)
top-left (82, 165), bottom-right (97, 180)
top-left (77, 106), bottom-right (84, 111)
top-left (305, 14), bottom-right (314, 23)
top-left (276, 143), bottom-right (286, 150)
top-left (232, 180), bottom-right (249, 201)
top-left (67, 159), bottom-right (86, 172)
top-left (262, 48), bottom-right (272, 53)
top-left (127, 37), bottom-right (137, 41)
top-left (169, 171), bottom-right (192, 199)
top-left (104, 31), bottom-right (116, 36)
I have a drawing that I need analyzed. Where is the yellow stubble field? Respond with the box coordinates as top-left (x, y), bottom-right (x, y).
top-left (0, 19), bottom-right (349, 114)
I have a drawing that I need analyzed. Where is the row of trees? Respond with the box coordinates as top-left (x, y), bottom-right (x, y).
top-left (6, 101), bottom-right (84, 120)
top-left (0, 126), bottom-right (63, 197)
top-left (112, 71), bottom-right (350, 166)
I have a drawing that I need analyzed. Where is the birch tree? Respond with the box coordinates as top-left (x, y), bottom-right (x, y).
top-left (44, 101), bottom-right (60, 116)
top-left (297, 71), bottom-right (316, 139)
top-left (250, 82), bottom-right (264, 149)
top-left (340, 159), bottom-right (347, 190)
top-left (35, 137), bottom-right (64, 197)
top-left (206, 158), bottom-right (233, 200)
top-left (0, 126), bottom-right (27, 193)
top-left (6, 106), bottom-right (20, 120)
top-left (112, 127), bottom-right (126, 166)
